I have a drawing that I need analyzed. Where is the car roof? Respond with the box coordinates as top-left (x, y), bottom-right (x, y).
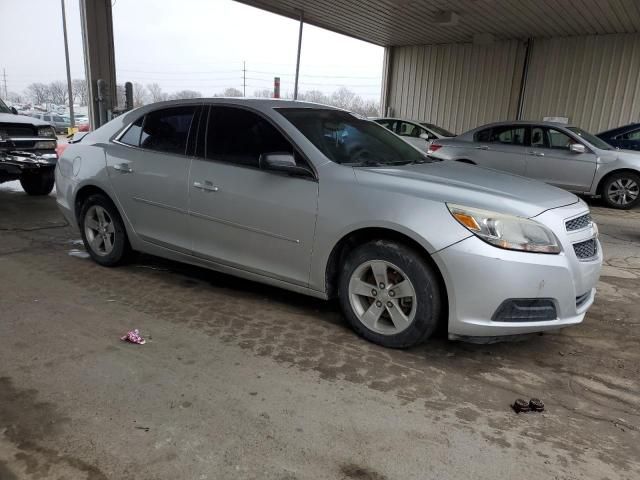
top-left (598, 123), bottom-right (640, 136)
top-left (133, 98), bottom-right (344, 112)
top-left (372, 117), bottom-right (426, 123)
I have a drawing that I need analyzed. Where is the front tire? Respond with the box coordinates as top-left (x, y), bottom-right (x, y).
top-left (20, 169), bottom-right (55, 196)
top-left (338, 240), bottom-right (442, 348)
top-left (602, 172), bottom-right (640, 209)
top-left (79, 194), bottom-right (131, 266)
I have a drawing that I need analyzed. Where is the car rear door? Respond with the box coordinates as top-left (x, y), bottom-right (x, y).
top-left (468, 125), bottom-right (527, 175)
top-left (187, 105), bottom-right (318, 287)
top-left (525, 126), bottom-right (597, 192)
top-left (105, 105), bottom-right (198, 253)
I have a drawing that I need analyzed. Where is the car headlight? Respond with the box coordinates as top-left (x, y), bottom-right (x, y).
top-left (37, 126), bottom-right (56, 138)
top-left (447, 204), bottom-right (561, 254)
top-left (34, 140), bottom-right (57, 150)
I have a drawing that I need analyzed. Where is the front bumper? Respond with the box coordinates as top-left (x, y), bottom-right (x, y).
top-left (0, 150), bottom-right (57, 177)
top-left (433, 202), bottom-right (602, 337)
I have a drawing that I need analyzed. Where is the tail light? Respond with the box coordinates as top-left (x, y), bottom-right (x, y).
top-left (427, 143), bottom-right (442, 154)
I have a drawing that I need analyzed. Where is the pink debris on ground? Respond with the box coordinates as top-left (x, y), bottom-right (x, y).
top-left (120, 329), bottom-right (146, 345)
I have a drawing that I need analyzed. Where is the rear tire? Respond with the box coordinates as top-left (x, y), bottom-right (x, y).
top-left (338, 240), bottom-right (442, 348)
top-left (601, 171), bottom-right (640, 209)
top-left (20, 169), bottom-right (55, 196)
top-left (79, 194), bottom-right (131, 266)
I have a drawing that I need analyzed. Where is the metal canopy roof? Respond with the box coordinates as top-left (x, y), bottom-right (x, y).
top-left (236, 0), bottom-right (640, 46)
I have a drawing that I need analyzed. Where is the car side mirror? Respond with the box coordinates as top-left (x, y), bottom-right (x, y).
top-left (259, 152), bottom-right (312, 177)
top-left (419, 132), bottom-right (430, 140)
top-left (569, 143), bottom-right (586, 154)
top-left (10, 107), bottom-right (18, 115)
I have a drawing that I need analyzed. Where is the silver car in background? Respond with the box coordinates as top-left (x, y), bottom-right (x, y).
top-left (56, 100), bottom-right (601, 348)
top-left (428, 121), bottom-right (640, 209)
top-left (373, 117), bottom-right (454, 151)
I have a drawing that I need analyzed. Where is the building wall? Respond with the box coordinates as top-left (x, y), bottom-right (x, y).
top-left (385, 41), bottom-right (526, 134)
top-left (522, 33), bottom-right (640, 133)
top-left (385, 33), bottom-right (640, 134)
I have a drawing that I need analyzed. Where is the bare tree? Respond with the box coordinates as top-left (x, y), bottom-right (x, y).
top-left (7, 91), bottom-right (23, 103)
top-left (299, 90), bottom-right (328, 104)
top-left (133, 82), bottom-right (147, 107)
top-left (72, 79), bottom-right (88, 106)
top-left (146, 83), bottom-right (168, 103)
top-left (253, 89), bottom-right (273, 98)
top-left (48, 81), bottom-right (69, 105)
top-left (170, 90), bottom-right (202, 100)
top-left (329, 87), bottom-right (357, 110)
top-left (221, 87), bottom-right (243, 97)
top-left (26, 83), bottom-right (50, 105)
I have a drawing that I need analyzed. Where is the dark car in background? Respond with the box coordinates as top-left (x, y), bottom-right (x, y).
top-left (0, 98), bottom-right (58, 195)
top-left (597, 123), bottom-right (640, 152)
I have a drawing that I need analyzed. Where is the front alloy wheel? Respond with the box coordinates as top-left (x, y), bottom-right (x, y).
top-left (338, 240), bottom-right (442, 348)
top-left (603, 172), bottom-right (640, 209)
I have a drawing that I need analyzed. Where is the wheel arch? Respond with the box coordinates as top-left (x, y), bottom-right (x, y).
top-left (324, 227), bottom-right (449, 327)
top-left (596, 168), bottom-right (640, 195)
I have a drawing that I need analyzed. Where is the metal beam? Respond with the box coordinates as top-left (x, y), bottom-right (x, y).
top-left (79, 0), bottom-right (117, 129)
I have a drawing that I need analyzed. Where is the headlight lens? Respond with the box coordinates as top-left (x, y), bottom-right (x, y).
top-left (447, 204), bottom-right (561, 254)
top-left (34, 140), bottom-right (57, 150)
top-left (37, 126), bottom-right (56, 138)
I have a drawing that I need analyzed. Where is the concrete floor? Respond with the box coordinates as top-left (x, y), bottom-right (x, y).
top-left (0, 182), bottom-right (638, 480)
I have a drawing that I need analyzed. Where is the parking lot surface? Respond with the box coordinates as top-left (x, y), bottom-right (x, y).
top-left (0, 183), bottom-right (638, 480)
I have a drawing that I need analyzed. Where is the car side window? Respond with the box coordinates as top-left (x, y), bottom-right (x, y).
top-left (621, 129), bottom-right (640, 141)
top-left (396, 121), bottom-right (422, 138)
top-left (44, 115), bottom-right (51, 121)
top-left (139, 106), bottom-right (196, 155)
top-left (531, 126), bottom-right (548, 148)
top-left (375, 119), bottom-right (394, 131)
top-left (547, 128), bottom-right (575, 150)
top-left (206, 106), bottom-right (293, 168)
top-left (489, 126), bottom-right (525, 145)
top-left (474, 128), bottom-right (492, 142)
top-left (119, 116), bottom-right (144, 147)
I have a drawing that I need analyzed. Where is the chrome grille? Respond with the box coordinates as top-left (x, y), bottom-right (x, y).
top-left (573, 239), bottom-right (597, 260)
top-left (566, 213), bottom-right (591, 231)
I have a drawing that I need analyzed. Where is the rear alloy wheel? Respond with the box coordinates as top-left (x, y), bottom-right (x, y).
top-left (338, 240), bottom-right (442, 348)
top-left (79, 194), bottom-right (131, 266)
top-left (602, 172), bottom-right (640, 209)
top-left (20, 169), bottom-right (55, 196)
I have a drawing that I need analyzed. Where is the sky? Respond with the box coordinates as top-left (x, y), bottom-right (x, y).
top-left (0, 0), bottom-right (384, 100)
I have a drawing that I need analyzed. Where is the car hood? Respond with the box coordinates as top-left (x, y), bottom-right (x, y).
top-left (354, 161), bottom-right (578, 218)
top-left (0, 112), bottom-right (49, 127)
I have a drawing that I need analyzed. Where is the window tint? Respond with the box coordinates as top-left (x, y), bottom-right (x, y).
top-left (531, 127), bottom-right (548, 148)
top-left (489, 126), bottom-right (525, 145)
top-left (548, 128), bottom-right (574, 150)
top-left (119, 116), bottom-right (144, 147)
top-left (139, 106), bottom-right (196, 155)
top-left (474, 128), bottom-right (492, 142)
top-left (375, 119), bottom-right (394, 130)
top-left (206, 106), bottom-right (292, 168)
top-left (396, 121), bottom-right (423, 138)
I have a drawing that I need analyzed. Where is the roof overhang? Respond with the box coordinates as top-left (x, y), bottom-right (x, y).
top-left (235, 0), bottom-right (640, 46)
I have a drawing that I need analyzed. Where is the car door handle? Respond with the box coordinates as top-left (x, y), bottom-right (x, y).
top-left (475, 145), bottom-right (489, 150)
top-left (113, 163), bottom-right (133, 173)
top-left (193, 181), bottom-right (219, 192)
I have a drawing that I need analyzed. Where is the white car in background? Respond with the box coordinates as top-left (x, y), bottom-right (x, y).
top-left (372, 117), bottom-right (455, 151)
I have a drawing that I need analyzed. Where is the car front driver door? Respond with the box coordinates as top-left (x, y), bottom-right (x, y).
top-left (187, 105), bottom-right (319, 287)
top-left (525, 126), bottom-right (597, 192)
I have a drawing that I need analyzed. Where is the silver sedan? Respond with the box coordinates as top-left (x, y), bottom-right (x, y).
top-left (428, 121), bottom-right (640, 209)
top-left (56, 100), bottom-right (601, 348)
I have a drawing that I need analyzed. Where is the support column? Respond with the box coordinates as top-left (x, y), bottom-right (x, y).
top-left (380, 46), bottom-right (394, 116)
top-left (79, 0), bottom-right (117, 129)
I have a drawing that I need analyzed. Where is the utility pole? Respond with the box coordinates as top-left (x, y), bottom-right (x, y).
top-left (2, 69), bottom-right (7, 100)
top-left (243, 61), bottom-right (246, 97)
top-left (293, 12), bottom-right (304, 100)
top-left (60, 0), bottom-right (75, 128)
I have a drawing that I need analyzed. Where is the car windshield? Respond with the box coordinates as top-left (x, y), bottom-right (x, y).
top-left (0, 98), bottom-right (12, 114)
top-left (277, 108), bottom-right (430, 166)
top-left (567, 126), bottom-right (613, 150)
top-left (421, 123), bottom-right (454, 137)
